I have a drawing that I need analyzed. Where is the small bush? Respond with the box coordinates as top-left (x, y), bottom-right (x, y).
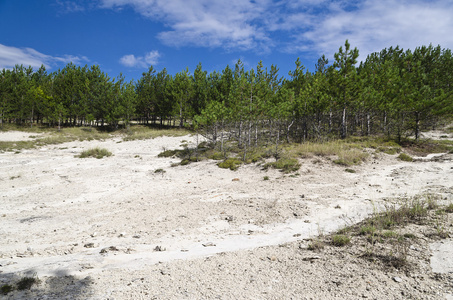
top-left (403, 233), bottom-right (416, 239)
top-left (334, 149), bottom-right (368, 166)
top-left (445, 203), bottom-right (453, 213)
top-left (78, 147), bottom-right (112, 159)
top-left (307, 239), bottom-right (325, 251)
top-left (158, 149), bottom-right (178, 157)
top-left (377, 146), bottom-right (401, 155)
top-left (207, 151), bottom-right (225, 160)
top-left (359, 225), bottom-right (376, 236)
top-left (263, 176), bottom-right (270, 181)
top-left (263, 157), bottom-right (300, 173)
top-left (218, 158), bottom-right (242, 171)
top-left (397, 153), bottom-right (413, 162)
top-left (331, 234), bottom-right (350, 246)
top-left (154, 168), bottom-right (166, 174)
top-left (345, 168), bottom-right (356, 173)
top-left (381, 230), bottom-right (398, 239)
top-left (1, 284), bottom-right (13, 295)
top-left (16, 276), bottom-right (38, 290)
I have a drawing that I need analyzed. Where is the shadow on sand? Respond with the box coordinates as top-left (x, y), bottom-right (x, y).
top-left (0, 268), bottom-right (94, 299)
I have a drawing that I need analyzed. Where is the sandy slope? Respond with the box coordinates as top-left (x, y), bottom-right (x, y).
top-left (0, 131), bottom-right (452, 299)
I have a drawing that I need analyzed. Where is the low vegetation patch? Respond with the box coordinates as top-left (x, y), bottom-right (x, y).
top-left (123, 126), bottom-right (190, 141)
top-left (331, 234), bottom-right (351, 246)
top-left (397, 153), bottom-right (413, 162)
top-left (0, 276), bottom-right (39, 295)
top-left (217, 158), bottom-right (242, 171)
top-left (263, 157), bottom-right (301, 173)
top-left (78, 147), bottom-right (112, 159)
top-left (308, 194), bottom-right (451, 271)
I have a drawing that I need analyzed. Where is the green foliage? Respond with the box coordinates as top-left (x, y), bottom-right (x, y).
top-left (217, 158), bottom-right (242, 170)
top-left (263, 157), bottom-right (301, 173)
top-left (445, 203), bottom-right (453, 213)
top-left (1, 284), bottom-right (13, 295)
top-left (78, 147), bottom-right (112, 159)
top-left (307, 239), bottom-right (325, 251)
top-left (16, 276), bottom-right (38, 290)
top-left (1, 41), bottom-right (452, 148)
top-left (158, 149), bottom-right (178, 158)
top-left (333, 149), bottom-right (368, 166)
top-left (331, 234), bottom-right (351, 246)
top-left (359, 225), bottom-right (376, 236)
top-left (397, 153), bottom-right (413, 162)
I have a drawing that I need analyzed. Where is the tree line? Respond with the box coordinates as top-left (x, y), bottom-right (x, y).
top-left (1, 41), bottom-right (452, 145)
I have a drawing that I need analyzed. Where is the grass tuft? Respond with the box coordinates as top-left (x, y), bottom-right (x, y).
top-left (397, 153), bottom-right (413, 162)
top-left (78, 147), bottom-right (112, 159)
top-left (331, 234), bottom-right (351, 246)
top-left (16, 276), bottom-right (38, 291)
top-left (218, 158), bottom-right (242, 171)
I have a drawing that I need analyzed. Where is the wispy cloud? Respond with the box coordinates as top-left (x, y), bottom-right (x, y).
top-left (56, 0), bottom-right (86, 13)
top-left (98, 0), bottom-right (453, 59)
top-left (278, 0), bottom-right (453, 59)
top-left (100, 0), bottom-right (273, 51)
top-left (119, 50), bottom-right (161, 68)
top-left (0, 44), bottom-right (89, 70)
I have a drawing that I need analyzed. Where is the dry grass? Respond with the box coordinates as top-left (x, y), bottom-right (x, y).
top-left (122, 126), bottom-right (191, 141)
top-left (77, 147), bottom-right (112, 159)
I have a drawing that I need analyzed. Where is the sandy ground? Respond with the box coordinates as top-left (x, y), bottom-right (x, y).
top-left (0, 130), bottom-right (452, 299)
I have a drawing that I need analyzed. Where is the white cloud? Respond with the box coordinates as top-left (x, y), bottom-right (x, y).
top-left (100, 0), bottom-right (273, 51)
top-left (119, 50), bottom-right (161, 68)
top-left (98, 0), bottom-right (453, 59)
top-left (0, 44), bottom-right (88, 70)
top-left (281, 0), bottom-right (453, 60)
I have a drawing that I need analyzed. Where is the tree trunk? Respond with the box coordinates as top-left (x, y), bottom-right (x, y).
top-left (415, 111), bottom-right (420, 141)
top-left (341, 106), bottom-right (347, 139)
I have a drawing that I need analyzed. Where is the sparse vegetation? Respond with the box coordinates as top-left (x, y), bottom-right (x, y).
top-left (263, 157), bottom-right (301, 173)
top-left (1, 284), bottom-right (13, 295)
top-left (123, 127), bottom-right (190, 141)
top-left (331, 234), bottom-right (351, 246)
top-left (218, 158), bottom-right (242, 171)
top-left (307, 239), bottom-right (325, 251)
top-left (311, 194), bottom-right (451, 271)
top-left (78, 147), bottom-right (112, 159)
top-left (0, 275), bottom-right (40, 295)
top-left (397, 152), bottom-right (413, 162)
top-left (16, 276), bottom-right (38, 291)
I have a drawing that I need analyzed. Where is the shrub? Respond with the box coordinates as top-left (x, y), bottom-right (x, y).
top-left (218, 158), bottom-right (242, 171)
top-left (158, 149), bottom-right (178, 157)
top-left (1, 284), bottom-right (13, 295)
top-left (331, 234), bottom-right (350, 246)
top-left (397, 153), bottom-right (413, 162)
top-left (207, 151), bottom-right (225, 160)
top-left (307, 239), bottom-right (325, 251)
top-left (334, 149), bottom-right (368, 166)
top-left (263, 157), bottom-right (300, 173)
top-left (16, 277), bottom-right (38, 290)
top-left (78, 147), bottom-right (112, 159)
top-left (359, 225), bottom-right (376, 236)
top-left (445, 203), bottom-right (453, 213)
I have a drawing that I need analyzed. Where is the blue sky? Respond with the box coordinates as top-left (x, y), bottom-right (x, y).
top-left (1, 0), bottom-right (453, 82)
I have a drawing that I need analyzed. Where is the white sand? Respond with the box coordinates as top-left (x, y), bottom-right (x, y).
top-left (0, 131), bottom-right (452, 299)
